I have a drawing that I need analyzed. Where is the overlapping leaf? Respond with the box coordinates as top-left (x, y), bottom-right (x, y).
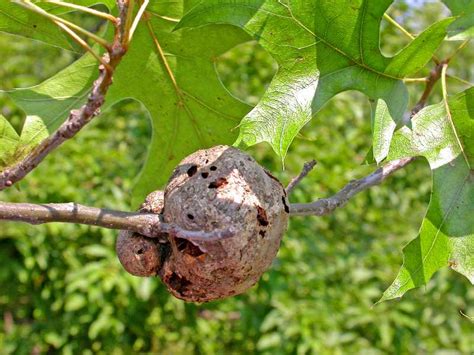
top-left (0, 1), bottom-right (74, 50)
top-left (103, 3), bottom-right (251, 206)
top-left (442, 0), bottom-right (474, 40)
top-left (1, 53), bottom-right (98, 168)
top-left (0, 115), bottom-right (19, 167)
top-left (0, 1), bottom-right (250, 206)
top-left (381, 87), bottom-right (474, 301)
top-left (177, 0), bottom-right (452, 163)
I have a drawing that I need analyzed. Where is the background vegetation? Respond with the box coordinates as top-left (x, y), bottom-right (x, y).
top-left (0, 1), bottom-right (473, 353)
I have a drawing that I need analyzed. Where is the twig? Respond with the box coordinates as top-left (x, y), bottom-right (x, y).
top-left (410, 60), bottom-right (447, 115)
top-left (286, 160), bottom-right (317, 195)
top-left (290, 157), bottom-right (414, 216)
top-left (0, 201), bottom-right (233, 241)
top-left (289, 55), bottom-right (448, 216)
top-left (0, 0), bottom-right (132, 190)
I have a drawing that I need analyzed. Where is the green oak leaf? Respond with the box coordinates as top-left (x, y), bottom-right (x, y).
top-left (381, 87), bottom-right (474, 301)
top-left (1, 1), bottom-right (251, 206)
top-left (0, 115), bottom-right (20, 167)
top-left (0, 1), bottom-right (75, 50)
top-left (0, 0), bottom-right (115, 164)
top-left (177, 0), bottom-right (453, 163)
top-left (442, 0), bottom-right (474, 40)
top-left (104, 3), bottom-right (251, 206)
top-left (0, 53), bottom-right (97, 167)
top-left (0, 1), bottom-right (116, 51)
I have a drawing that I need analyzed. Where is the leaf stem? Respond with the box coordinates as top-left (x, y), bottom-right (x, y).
top-left (447, 74), bottom-right (473, 86)
top-left (128, 0), bottom-right (149, 43)
top-left (441, 63), bottom-right (469, 164)
top-left (122, 0), bottom-right (135, 45)
top-left (383, 13), bottom-right (440, 65)
top-left (42, 0), bottom-right (117, 23)
top-left (383, 13), bottom-right (415, 40)
top-left (403, 77), bottom-right (428, 83)
top-left (14, 0), bottom-right (110, 49)
top-left (55, 21), bottom-right (111, 70)
top-left (447, 39), bottom-right (471, 62)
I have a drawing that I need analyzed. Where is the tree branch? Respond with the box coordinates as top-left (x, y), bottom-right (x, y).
top-left (411, 60), bottom-right (447, 115)
top-left (289, 58), bottom-right (448, 216)
top-left (289, 157), bottom-right (414, 216)
top-left (286, 160), bottom-right (317, 195)
top-left (0, 201), bottom-right (233, 241)
top-left (0, 0), bottom-right (132, 190)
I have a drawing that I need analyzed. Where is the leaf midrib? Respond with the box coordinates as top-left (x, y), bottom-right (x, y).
top-left (397, 168), bottom-right (470, 291)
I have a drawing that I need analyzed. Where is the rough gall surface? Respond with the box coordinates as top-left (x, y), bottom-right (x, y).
top-left (161, 145), bottom-right (289, 302)
top-left (116, 191), bottom-right (164, 277)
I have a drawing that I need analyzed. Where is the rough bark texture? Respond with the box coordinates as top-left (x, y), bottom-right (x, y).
top-left (116, 191), bottom-right (165, 276)
top-left (160, 145), bottom-right (289, 302)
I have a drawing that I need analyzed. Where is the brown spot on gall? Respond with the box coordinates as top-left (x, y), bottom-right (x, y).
top-left (208, 177), bottom-right (228, 189)
top-left (256, 205), bottom-right (269, 226)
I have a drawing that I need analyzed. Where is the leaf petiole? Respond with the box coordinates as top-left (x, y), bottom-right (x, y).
top-left (128, 0), bottom-right (149, 43)
top-left (13, 0), bottom-right (110, 49)
top-left (403, 77), bottom-right (428, 83)
top-left (447, 74), bottom-right (473, 86)
top-left (383, 13), bottom-right (415, 40)
top-left (42, 0), bottom-right (117, 23)
top-left (383, 12), bottom-right (441, 65)
top-left (55, 21), bottom-right (111, 71)
top-left (441, 63), bottom-right (469, 164)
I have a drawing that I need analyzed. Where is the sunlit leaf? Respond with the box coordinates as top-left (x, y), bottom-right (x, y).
top-left (177, 0), bottom-right (452, 163)
top-left (381, 87), bottom-right (474, 301)
top-left (442, 0), bottom-right (474, 40)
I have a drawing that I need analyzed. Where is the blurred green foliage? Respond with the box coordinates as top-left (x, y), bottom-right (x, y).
top-left (0, 1), bottom-right (473, 354)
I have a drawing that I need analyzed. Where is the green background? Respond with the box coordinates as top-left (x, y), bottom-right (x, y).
top-left (0, 1), bottom-right (473, 353)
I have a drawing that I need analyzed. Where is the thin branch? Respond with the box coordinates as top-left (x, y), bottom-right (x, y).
top-left (410, 60), bottom-right (446, 115)
top-left (0, 0), bottom-right (132, 190)
top-left (43, 0), bottom-right (117, 23)
top-left (0, 201), bottom-right (233, 241)
top-left (286, 160), bottom-right (317, 195)
top-left (290, 157), bottom-right (414, 216)
top-left (290, 55), bottom-right (448, 216)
